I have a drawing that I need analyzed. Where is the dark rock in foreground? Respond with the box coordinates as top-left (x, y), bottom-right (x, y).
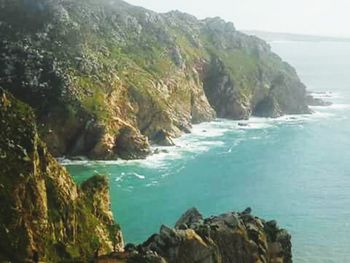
top-left (100, 208), bottom-right (292, 263)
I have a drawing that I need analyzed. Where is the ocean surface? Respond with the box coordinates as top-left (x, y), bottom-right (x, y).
top-left (66, 41), bottom-right (350, 262)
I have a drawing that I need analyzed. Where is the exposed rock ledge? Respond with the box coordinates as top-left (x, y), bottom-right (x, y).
top-left (99, 207), bottom-right (292, 263)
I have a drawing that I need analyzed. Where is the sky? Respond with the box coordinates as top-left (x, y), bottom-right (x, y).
top-left (125, 0), bottom-right (350, 37)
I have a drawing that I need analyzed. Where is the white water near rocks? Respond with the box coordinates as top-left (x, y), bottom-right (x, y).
top-left (66, 41), bottom-right (350, 262)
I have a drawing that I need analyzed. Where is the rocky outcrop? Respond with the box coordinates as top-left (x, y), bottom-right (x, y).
top-left (102, 208), bottom-right (292, 263)
top-left (115, 126), bottom-right (151, 159)
top-left (0, 89), bottom-right (123, 262)
top-left (152, 129), bottom-right (175, 146)
top-left (306, 95), bottom-right (332, 106)
top-left (0, 0), bottom-right (312, 159)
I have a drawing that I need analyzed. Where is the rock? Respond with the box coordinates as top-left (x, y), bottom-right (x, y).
top-left (0, 90), bottom-right (123, 262)
top-left (112, 207), bottom-right (292, 263)
top-left (175, 207), bottom-right (203, 229)
top-left (238, 122), bottom-right (249, 127)
top-left (242, 207), bottom-right (252, 215)
top-left (153, 148), bottom-right (169, 155)
top-left (116, 126), bottom-right (151, 160)
top-left (254, 95), bottom-right (283, 118)
top-left (70, 155), bottom-right (88, 161)
top-left (306, 95), bottom-right (332, 106)
top-left (124, 243), bottom-right (138, 253)
top-left (152, 130), bottom-right (175, 147)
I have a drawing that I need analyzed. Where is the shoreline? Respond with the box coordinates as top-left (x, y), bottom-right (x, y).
top-left (60, 102), bottom-right (338, 168)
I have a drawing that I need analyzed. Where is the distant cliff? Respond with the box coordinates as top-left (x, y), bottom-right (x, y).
top-left (0, 0), bottom-right (311, 160)
top-left (243, 30), bottom-right (350, 43)
top-left (0, 89), bottom-right (123, 262)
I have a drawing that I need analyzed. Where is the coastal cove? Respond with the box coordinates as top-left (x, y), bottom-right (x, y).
top-left (66, 40), bottom-right (350, 263)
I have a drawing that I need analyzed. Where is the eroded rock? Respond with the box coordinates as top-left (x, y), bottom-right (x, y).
top-left (0, 90), bottom-right (123, 262)
top-left (102, 208), bottom-right (292, 263)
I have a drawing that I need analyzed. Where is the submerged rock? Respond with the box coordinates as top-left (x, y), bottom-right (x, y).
top-left (238, 122), bottom-right (249, 127)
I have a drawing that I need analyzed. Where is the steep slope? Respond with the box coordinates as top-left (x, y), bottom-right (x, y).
top-left (0, 0), bottom-right (310, 159)
top-left (0, 89), bottom-right (293, 261)
top-left (0, 89), bottom-right (123, 262)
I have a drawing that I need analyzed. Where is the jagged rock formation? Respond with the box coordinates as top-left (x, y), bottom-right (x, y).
top-left (99, 208), bottom-right (292, 263)
top-left (0, 0), bottom-right (311, 159)
top-left (0, 89), bottom-right (123, 262)
top-left (306, 94), bottom-right (332, 107)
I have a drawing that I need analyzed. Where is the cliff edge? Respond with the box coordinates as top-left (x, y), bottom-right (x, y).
top-left (0, 0), bottom-right (311, 160)
top-left (0, 89), bottom-right (123, 262)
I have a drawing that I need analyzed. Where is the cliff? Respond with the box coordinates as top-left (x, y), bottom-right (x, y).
top-left (0, 0), bottom-right (310, 160)
top-left (0, 89), bottom-right (123, 262)
top-left (99, 208), bottom-right (292, 263)
top-left (0, 89), bottom-right (292, 261)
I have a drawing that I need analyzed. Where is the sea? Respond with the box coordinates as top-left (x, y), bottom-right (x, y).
top-left (65, 41), bottom-right (350, 262)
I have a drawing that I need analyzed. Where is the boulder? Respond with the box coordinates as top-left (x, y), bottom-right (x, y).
top-left (116, 126), bottom-right (151, 160)
top-left (104, 207), bottom-right (292, 263)
top-left (152, 130), bottom-right (175, 147)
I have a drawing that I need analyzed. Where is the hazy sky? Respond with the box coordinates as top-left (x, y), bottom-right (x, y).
top-left (126, 0), bottom-right (350, 37)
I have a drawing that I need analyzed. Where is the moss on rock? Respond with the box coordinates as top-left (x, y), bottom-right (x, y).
top-left (0, 89), bottom-right (123, 262)
top-left (0, 0), bottom-right (310, 160)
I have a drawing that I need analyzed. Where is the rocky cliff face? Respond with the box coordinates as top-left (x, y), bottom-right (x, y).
top-left (0, 89), bottom-right (292, 261)
top-left (0, 0), bottom-right (310, 160)
top-left (0, 89), bottom-right (123, 262)
top-left (99, 208), bottom-right (292, 263)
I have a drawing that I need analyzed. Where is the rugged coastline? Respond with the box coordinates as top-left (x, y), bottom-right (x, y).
top-left (1, 0), bottom-right (314, 161)
top-left (0, 89), bottom-right (292, 262)
top-left (0, 0), bottom-right (332, 262)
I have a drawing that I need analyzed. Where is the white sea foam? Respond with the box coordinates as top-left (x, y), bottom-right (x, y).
top-left (310, 91), bottom-right (340, 99)
top-left (60, 101), bottom-right (338, 170)
top-left (131, 172), bottom-right (145, 180)
top-left (309, 91), bottom-right (340, 99)
top-left (324, 104), bottom-right (349, 109)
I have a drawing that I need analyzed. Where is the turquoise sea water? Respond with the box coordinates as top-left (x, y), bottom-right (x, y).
top-left (66, 41), bottom-right (350, 262)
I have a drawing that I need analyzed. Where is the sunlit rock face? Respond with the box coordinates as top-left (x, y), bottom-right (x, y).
top-left (99, 207), bottom-right (292, 263)
top-left (0, 0), bottom-right (310, 159)
top-left (0, 89), bottom-right (123, 262)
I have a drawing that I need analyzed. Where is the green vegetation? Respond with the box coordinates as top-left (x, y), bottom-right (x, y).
top-left (0, 89), bottom-right (121, 261)
top-left (0, 0), bottom-right (309, 159)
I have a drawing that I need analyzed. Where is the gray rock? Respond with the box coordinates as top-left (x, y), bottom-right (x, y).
top-left (175, 207), bottom-right (203, 229)
top-left (152, 130), bottom-right (175, 147)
